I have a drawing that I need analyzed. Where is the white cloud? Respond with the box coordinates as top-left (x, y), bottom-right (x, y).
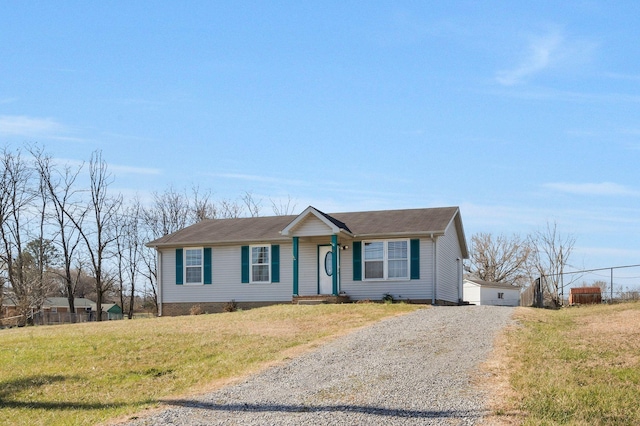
top-left (0, 115), bottom-right (65, 137)
top-left (496, 29), bottom-right (595, 86)
top-left (543, 182), bottom-right (640, 197)
top-left (497, 32), bottom-right (561, 86)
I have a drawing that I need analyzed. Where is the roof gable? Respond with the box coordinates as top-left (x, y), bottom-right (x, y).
top-left (281, 206), bottom-right (352, 237)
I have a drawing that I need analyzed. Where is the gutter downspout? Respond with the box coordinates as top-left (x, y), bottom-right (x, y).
top-left (431, 234), bottom-right (437, 305)
top-left (456, 257), bottom-right (461, 304)
top-left (157, 249), bottom-right (163, 317)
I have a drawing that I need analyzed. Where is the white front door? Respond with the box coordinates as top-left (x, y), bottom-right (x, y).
top-left (318, 245), bottom-right (334, 295)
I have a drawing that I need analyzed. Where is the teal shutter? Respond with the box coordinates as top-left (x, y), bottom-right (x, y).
top-left (203, 247), bottom-right (212, 284)
top-left (175, 249), bottom-right (183, 285)
top-left (271, 245), bottom-right (280, 283)
top-left (241, 246), bottom-right (249, 283)
top-left (353, 241), bottom-right (362, 281)
top-left (410, 239), bottom-right (420, 280)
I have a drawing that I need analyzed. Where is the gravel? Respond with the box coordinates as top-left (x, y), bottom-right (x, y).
top-left (124, 305), bottom-right (514, 426)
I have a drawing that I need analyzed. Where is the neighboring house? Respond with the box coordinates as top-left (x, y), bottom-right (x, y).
top-left (147, 206), bottom-right (469, 316)
top-left (1, 296), bottom-right (123, 322)
top-left (101, 303), bottom-right (124, 320)
top-left (42, 297), bottom-right (95, 314)
top-left (463, 278), bottom-right (520, 306)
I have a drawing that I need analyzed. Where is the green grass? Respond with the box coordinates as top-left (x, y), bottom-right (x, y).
top-left (0, 303), bottom-right (422, 425)
top-left (496, 303), bottom-right (640, 425)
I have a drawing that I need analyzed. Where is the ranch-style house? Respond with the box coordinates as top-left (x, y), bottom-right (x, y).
top-left (147, 206), bottom-right (469, 316)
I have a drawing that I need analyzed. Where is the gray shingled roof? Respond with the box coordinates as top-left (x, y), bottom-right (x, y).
top-left (147, 206), bottom-right (465, 255)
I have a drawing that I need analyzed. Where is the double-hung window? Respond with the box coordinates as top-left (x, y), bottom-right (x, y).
top-left (363, 240), bottom-right (409, 280)
top-left (251, 245), bottom-right (270, 283)
top-left (185, 248), bottom-right (203, 284)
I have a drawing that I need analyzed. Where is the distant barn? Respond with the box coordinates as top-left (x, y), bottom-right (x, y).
top-left (568, 287), bottom-right (602, 305)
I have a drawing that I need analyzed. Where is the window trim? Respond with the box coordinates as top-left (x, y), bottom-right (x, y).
top-left (184, 247), bottom-right (204, 285)
top-left (250, 244), bottom-right (271, 284)
top-left (362, 239), bottom-right (410, 281)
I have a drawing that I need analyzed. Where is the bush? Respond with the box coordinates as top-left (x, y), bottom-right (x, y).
top-left (223, 300), bottom-right (238, 312)
top-left (382, 293), bottom-right (394, 304)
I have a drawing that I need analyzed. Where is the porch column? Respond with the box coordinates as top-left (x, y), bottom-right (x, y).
top-left (292, 237), bottom-right (299, 296)
top-left (331, 234), bottom-right (338, 296)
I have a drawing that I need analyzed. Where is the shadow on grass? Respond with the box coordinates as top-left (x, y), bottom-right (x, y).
top-left (165, 399), bottom-right (486, 419)
top-left (0, 375), bottom-right (132, 411)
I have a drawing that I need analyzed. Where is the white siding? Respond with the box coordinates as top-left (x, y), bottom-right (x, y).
top-left (293, 216), bottom-right (334, 237)
top-left (161, 244), bottom-right (292, 303)
top-left (463, 282), bottom-right (520, 306)
top-left (436, 220), bottom-right (464, 304)
top-left (341, 239), bottom-right (435, 302)
top-left (462, 283), bottom-right (482, 305)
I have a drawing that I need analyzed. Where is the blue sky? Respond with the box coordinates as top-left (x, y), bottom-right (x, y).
top-left (1, 1), bottom-right (640, 277)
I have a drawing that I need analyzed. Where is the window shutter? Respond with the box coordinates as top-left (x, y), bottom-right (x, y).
top-left (353, 241), bottom-right (362, 281)
top-left (203, 247), bottom-right (212, 284)
top-left (271, 245), bottom-right (280, 283)
top-left (241, 246), bottom-right (249, 283)
top-left (175, 248), bottom-right (183, 285)
top-left (410, 239), bottom-right (420, 280)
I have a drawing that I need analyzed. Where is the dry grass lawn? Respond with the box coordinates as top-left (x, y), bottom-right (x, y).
top-left (0, 303), bottom-right (422, 426)
top-left (482, 302), bottom-right (640, 425)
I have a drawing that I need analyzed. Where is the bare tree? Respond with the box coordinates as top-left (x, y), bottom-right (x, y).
top-left (142, 186), bottom-right (190, 237)
top-left (32, 149), bottom-right (85, 316)
top-left (219, 198), bottom-right (244, 218)
top-left (191, 186), bottom-right (217, 222)
top-left (467, 232), bottom-right (532, 287)
top-left (241, 191), bottom-right (261, 217)
top-left (113, 198), bottom-right (144, 319)
top-left (530, 221), bottom-right (576, 307)
top-left (0, 147), bottom-right (37, 324)
top-left (271, 195), bottom-right (297, 216)
top-left (67, 151), bottom-right (122, 320)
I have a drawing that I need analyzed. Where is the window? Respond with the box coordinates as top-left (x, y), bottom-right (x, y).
top-left (185, 248), bottom-right (203, 284)
top-left (498, 292), bottom-right (504, 299)
top-left (363, 240), bottom-right (409, 280)
top-left (251, 245), bottom-right (270, 283)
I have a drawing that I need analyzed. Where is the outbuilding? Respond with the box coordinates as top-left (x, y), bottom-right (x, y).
top-left (463, 278), bottom-right (520, 306)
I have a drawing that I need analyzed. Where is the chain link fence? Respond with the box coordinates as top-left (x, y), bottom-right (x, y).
top-left (522, 264), bottom-right (640, 307)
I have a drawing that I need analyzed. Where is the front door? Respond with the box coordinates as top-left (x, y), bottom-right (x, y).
top-left (318, 245), bottom-right (334, 295)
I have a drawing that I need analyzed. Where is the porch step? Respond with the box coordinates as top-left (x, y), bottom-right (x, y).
top-left (297, 300), bottom-right (325, 305)
top-left (292, 295), bottom-right (351, 305)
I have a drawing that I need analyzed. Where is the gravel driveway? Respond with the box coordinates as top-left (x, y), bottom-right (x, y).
top-left (125, 305), bottom-right (514, 425)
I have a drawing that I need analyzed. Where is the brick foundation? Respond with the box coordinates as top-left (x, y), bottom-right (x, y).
top-left (160, 301), bottom-right (290, 316)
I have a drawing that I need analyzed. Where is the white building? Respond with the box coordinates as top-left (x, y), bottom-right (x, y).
top-left (463, 278), bottom-right (520, 306)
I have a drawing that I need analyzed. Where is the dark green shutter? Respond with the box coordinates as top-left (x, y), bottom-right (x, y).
top-left (353, 241), bottom-right (362, 281)
top-left (410, 239), bottom-right (420, 280)
top-left (175, 248), bottom-right (183, 285)
top-left (241, 246), bottom-right (249, 283)
top-left (271, 245), bottom-right (280, 283)
top-left (204, 247), bottom-right (212, 284)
